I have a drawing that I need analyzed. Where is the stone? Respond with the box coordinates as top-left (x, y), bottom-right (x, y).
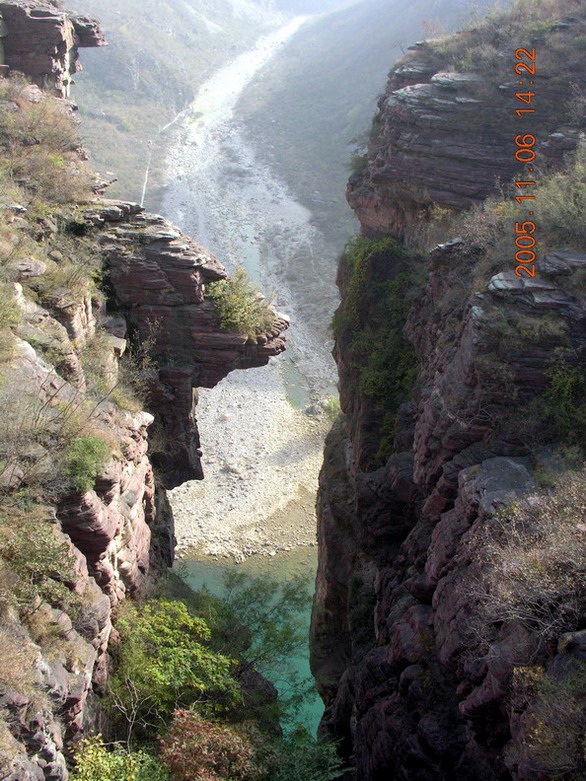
top-left (92, 200), bottom-right (288, 487)
top-left (8, 257), bottom-right (46, 279)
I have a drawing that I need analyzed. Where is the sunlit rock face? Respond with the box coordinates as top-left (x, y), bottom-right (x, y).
top-left (81, 199), bottom-right (288, 488)
top-left (0, 0), bottom-right (104, 98)
top-left (347, 29), bottom-right (586, 240)
top-left (0, 5), bottom-right (290, 776)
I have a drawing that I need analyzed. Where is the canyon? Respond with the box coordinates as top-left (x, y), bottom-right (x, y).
top-left (0, 0), bottom-right (585, 779)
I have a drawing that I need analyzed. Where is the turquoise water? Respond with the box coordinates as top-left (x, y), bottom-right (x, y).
top-left (174, 546), bottom-right (323, 733)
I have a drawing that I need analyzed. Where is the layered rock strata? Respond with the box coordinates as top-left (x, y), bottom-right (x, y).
top-left (81, 198), bottom-right (288, 487)
top-left (0, 8), bottom-right (288, 778)
top-left (0, 0), bottom-right (104, 98)
top-left (347, 20), bottom-right (586, 238)
top-left (313, 6), bottom-right (586, 779)
top-left (1, 203), bottom-right (287, 780)
top-left (314, 245), bottom-right (586, 781)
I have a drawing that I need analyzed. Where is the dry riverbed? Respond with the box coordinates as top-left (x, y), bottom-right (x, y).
top-left (170, 363), bottom-right (332, 561)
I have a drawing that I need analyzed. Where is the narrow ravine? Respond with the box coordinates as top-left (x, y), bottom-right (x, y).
top-left (159, 17), bottom-right (345, 733)
top-left (161, 17), bottom-right (339, 560)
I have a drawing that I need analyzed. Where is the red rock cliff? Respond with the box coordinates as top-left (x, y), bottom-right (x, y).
top-left (0, 9), bottom-right (287, 778)
top-left (0, 0), bottom-right (104, 98)
top-left (312, 3), bottom-right (586, 779)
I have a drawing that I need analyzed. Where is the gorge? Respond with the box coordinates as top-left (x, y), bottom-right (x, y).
top-left (0, 0), bottom-right (585, 779)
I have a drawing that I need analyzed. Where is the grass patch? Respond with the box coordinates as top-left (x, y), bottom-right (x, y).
top-left (0, 73), bottom-right (93, 206)
top-left (468, 467), bottom-right (586, 641)
top-left (0, 501), bottom-right (79, 615)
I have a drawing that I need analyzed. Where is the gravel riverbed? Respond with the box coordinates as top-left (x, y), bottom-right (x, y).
top-left (161, 19), bottom-right (338, 561)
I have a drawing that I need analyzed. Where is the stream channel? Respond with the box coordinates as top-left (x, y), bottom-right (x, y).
top-left (159, 16), bottom-right (344, 732)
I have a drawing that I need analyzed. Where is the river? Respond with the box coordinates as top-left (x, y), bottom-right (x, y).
top-left (161, 16), bottom-right (339, 560)
top-left (159, 16), bottom-right (343, 732)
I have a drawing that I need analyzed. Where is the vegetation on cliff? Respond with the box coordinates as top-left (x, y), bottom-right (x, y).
top-left (206, 266), bottom-right (276, 338)
top-left (317, 0), bottom-right (586, 778)
top-left (333, 236), bottom-right (420, 465)
top-left (0, 63), bottom-right (294, 781)
top-left (69, 576), bottom-right (342, 781)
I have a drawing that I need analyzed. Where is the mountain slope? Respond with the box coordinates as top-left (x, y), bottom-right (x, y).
top-left (66, 0), bottom-right (285, 203)
top-left (237, 0), bottom-right (493, 246)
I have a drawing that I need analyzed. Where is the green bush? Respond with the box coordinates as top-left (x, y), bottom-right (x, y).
top-left (220, 571), bottom-right (312, 720)
top-left (71, 735), bottom-right (169, 781)
top-left (534, 137), bottom-right (586, 251)
top-left (109, 599), bottom-right (239, 746)
top-left (336, 235), bottom-right (407, 333)
top-left (206, 266), bottom-right (275, 338)
top-left (270, 731), bottom-right (345, 781)
top-left (64, 434), bottom-right (111, 493)
top-left (155, 571), bottom-right (315, 726)
top-left (323, 396), bottom-right (341, 418)
top-left (521, 661), bottom-right (586, 778)
top-left (519, 354), bottom-right (586, 450)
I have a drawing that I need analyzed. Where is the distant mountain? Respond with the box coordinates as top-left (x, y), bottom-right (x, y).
top-left (237, 0), bottom-right (491, 245)
top-left (68, 0), bottom-right (286, 202)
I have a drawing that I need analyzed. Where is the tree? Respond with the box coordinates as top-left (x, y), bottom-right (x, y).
top-left (219, 572), bottom-right (314, 721)
top-left (108, 599), bottom-right (239, 747)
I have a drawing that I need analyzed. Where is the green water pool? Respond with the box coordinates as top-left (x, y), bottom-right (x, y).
top-left (174, 546), bottom-right (324, 733)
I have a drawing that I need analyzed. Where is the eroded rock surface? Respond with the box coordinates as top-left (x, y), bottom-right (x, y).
top-left (0, 0), bottom-right (104, 98)
top-left (313, 7), bottom-right (586, 779)
top-left (347, 25), bottom-right (586, 238)
top-left (81, 199), bottom-right (288, 487)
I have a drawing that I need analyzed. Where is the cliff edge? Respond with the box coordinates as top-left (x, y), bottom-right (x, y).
top-left (312, 2), bottom-right (586, 779)
top-left (0, 6), bottom-right (287, 778)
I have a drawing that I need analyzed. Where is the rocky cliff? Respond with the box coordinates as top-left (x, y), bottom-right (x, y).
top-left (0, 7), bottom-right (287, 779)
top-left (312, 2), bottom-right (586, 779)
top-left (0, 0), bottom-right (104, 98)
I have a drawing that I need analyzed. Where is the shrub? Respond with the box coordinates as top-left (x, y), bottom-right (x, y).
top-left (510, 661), bottom-right (586, 778)
top-left (336, 235), bottom-right (407, 333)
top-left (159, 711), bottom-right (345, 781)
top-left (518, 353), bottom-right (586, 450)
top-left (71, 735), bottom-right (169, 781)
top-left (109, 599), bottom-right (239, 746)
top-left (333, 236), bottom-right (420, 464)
top-left (155, 571), bottom-right (315, 726)
top-left (206, 266), bottom-right (275, 338)
top-left (535, 137), bottom-right (586, 251)
top-left (220, 572), bottom-right (312, 716)
top-left (323, 396), bottom-right (340, 418)
top-left (468, 468), bottom-right (586, 640)
top-left (269, 731), bottom-right (345, 781)
top-left (159, 711), bottom-right (266, 781)
top-left (0, 623), bottom-right (38, 695)
top-left (0, 76), bottom-right (93, 205)
top-left (64, 434), bottom-right (111, 493)
top-left (0, 283), bottom-right (20, 363)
